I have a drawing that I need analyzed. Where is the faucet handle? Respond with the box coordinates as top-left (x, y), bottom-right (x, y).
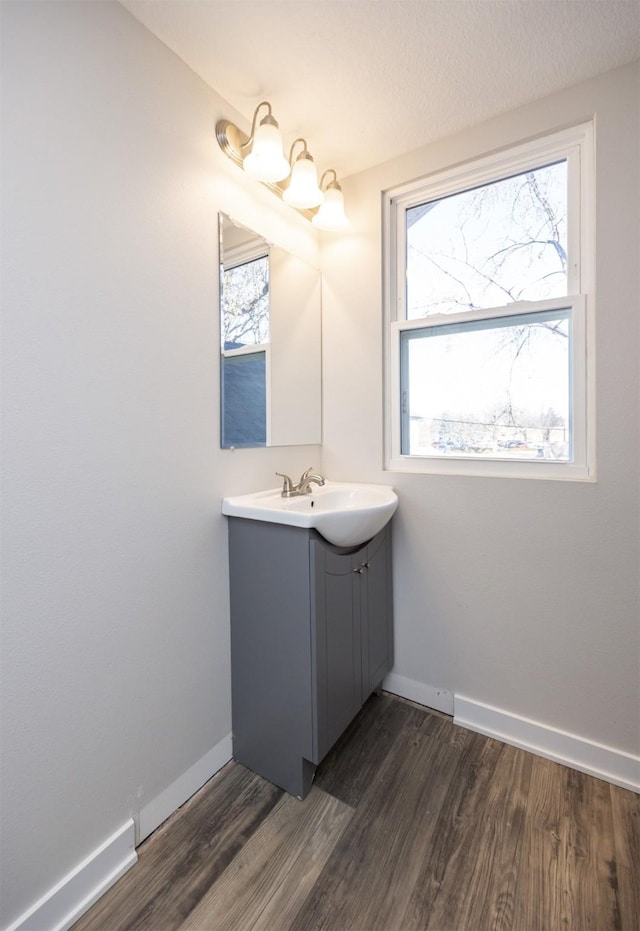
top-left (300, 467), bottom-right (314, 481)
top-left (276, 472), bottom-right (293, 496)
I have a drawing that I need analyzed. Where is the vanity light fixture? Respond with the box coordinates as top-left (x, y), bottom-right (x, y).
top-left (312, 170), bottom-right (350, 231)
top-left (283, 138), bottom-right (324, 209)
top-left (216, 100), bottom-right (349, 230)
top-left (238, 101), bottom-right (290, 182)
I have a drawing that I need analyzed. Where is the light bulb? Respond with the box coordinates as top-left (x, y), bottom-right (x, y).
top-left (243, 115), bottom-right (290, 183)
top-left (283, 154), bottom-right (324, 209)
top-left (312, 185), bottom-right (350, 231)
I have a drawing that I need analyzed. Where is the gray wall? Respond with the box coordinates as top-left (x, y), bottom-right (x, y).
top-left (0, 2), bottom-right (320, 926)
top-left (321, 61), bottom-right (639, 756)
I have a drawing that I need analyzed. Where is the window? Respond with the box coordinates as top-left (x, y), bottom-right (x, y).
top-left (221, 246), bottom-right (270, 448)
top-left (221, 253), bottom-right (269, 350)
top-left (384, 123), bottom-right (594, 480)
top-left (221, 349), bottom-right (268, 448)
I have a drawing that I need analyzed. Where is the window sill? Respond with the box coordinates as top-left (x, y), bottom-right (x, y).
top-left (385, 454), bottom-right (596, 482)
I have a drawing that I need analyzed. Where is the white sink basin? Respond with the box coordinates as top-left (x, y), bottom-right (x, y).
top-left (222, 481), bottom-right (398, 547)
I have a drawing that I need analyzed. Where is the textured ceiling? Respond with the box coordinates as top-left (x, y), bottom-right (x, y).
top-left (120, 0), bottom-right (640, 179)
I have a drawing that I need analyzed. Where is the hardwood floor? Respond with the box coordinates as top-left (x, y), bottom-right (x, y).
top-left (73, 694), bottom-right (639, 931)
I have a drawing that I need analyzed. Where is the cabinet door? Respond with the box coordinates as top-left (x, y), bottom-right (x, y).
top-left (361, 525), bottom-right (393, 699)
top-left (229, 520), bottom-right (316, 792)
top-left (310, 540), bottom-right (363, 762)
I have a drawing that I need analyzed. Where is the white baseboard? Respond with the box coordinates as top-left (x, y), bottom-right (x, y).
top-left (454, 695), bottom-right (640, 793)
top-left (4, 734), bottom-right (234, 931)
top-left (138, 732), bottom-right (233, 842)
top-left (4, 820), bottom-right (136, 931)
top-left (383, 672), bottom-right (454, 715)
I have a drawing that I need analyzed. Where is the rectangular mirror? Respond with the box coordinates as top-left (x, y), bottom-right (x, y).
top-left (219, 214), bottom-right (322, 447)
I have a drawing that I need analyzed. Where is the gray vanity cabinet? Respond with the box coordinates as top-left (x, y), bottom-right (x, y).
top-left (227, 518), bottom-right (393, 798)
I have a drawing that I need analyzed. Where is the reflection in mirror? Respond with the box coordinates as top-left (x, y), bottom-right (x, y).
top-left (219, 214), bottom-right (322, 448)
top-left (220, 220), bottom-right (270, 447)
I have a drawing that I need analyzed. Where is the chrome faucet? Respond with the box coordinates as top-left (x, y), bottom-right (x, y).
top-left (276, 467), bottom-right (325, 498)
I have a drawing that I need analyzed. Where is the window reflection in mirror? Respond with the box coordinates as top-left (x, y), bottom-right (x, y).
top-left (220, 225), bottom-right (270, 446)
top-left (219, 214), bottom-right (322, 448)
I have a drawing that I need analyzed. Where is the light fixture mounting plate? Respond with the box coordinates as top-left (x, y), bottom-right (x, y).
top-left (216, 120), bottom-right (247, 170)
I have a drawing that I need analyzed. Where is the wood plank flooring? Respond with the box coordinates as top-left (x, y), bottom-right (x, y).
top-left (73, 694), bottom-right (639, 931)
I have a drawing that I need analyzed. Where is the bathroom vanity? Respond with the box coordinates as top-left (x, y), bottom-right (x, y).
top-left (227, 517), bottom-right (393, 798)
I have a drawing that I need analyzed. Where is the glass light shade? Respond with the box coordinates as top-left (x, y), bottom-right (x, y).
top-left (243, 119), bottom-right (290, 183)
top-left (283, 156), bottom-right (324, 209)
top-left (312, 185), bottom-right (350, 231)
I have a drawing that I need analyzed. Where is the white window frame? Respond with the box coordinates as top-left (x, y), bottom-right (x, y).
top-left (383, 122), bottom-right (595, 481)
top-left (223, 239), bottom-right (270, 271)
